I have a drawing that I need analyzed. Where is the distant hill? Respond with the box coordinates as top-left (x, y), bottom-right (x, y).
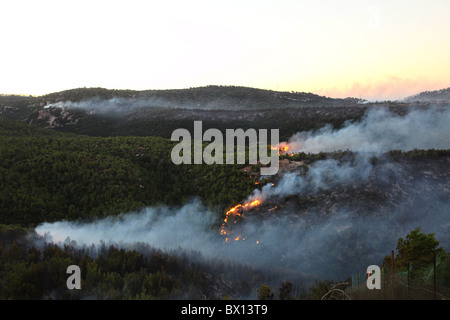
top-left (2, 85), bottom-right (357, 112)
top-left (36, 85), bottom-right (352, 109)
top-left (404, 87), bottom-right (450, 102)
top-left (2, 84), bottom-right (446, 140)
top-left (0, 86), bottom-right (367, 140)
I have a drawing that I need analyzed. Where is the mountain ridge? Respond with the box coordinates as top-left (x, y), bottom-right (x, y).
top-left (404, 87), bottom-right (450, 102)
top-left (1, 85), bottom-right (448, 140)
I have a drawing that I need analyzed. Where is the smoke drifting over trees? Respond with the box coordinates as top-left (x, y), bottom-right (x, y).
top-left (286, 106), bottom-right (450, 154)
top-left (35, 105), bottom-right (450, 283)
top-left (34, 153), bottom-right (449, 280)
top-left (36, 104), bottom-right (450, 277)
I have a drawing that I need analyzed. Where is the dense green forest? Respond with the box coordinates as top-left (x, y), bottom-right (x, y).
top-left (0, 120), bottom-right (259, 227)
top-left (50, 115), bottom-right (350, 143)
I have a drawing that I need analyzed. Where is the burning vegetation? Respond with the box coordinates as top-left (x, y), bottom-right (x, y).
top-left (220, 198), bottom-right (262, 243)
top-left (271, 142), bottom-right (295, 156)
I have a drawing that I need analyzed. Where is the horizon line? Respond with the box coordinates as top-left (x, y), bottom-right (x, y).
top-left (1, 84), bottom-right (449, 102)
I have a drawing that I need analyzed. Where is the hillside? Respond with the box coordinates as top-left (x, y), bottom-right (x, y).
top-left (38, 85), bottom-right (345, 109)
top-left (0, 120), bottom-right (257, 226)
top-left (405, 87), bottom-right (450, 102)
top-left (0, 85), bottom-right (386, 141)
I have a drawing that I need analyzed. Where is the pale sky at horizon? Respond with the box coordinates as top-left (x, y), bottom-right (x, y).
top-left (1, 0), bottom-right (449, 100)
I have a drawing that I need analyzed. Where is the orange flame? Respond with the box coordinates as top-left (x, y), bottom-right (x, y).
top-left (220, 198), bottom-right (261, 242)
top-left (271, 142), bottom-right (294, 156)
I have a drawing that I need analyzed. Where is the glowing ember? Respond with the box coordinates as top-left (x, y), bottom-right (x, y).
top-left (220, 198), bottom-right (261, 242)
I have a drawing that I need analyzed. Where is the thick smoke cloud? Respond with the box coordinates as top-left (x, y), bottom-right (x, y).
top-left (36, 201), bottom-right (222, 256)
top-left (287, 106), bottom-right (450, 154)
top-left (251, 154), bottom-right (373, 202)
top-left (34, 183), bottom-right (449, 281)
top-left (34, 151), bottom-right (450, 281)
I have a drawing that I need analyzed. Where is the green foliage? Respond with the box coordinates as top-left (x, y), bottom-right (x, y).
top-left (395, 228), bottom-right (445, 281)
top-left (0, 120), bottom-right (256, 226)
top-left (396, 228), bottom-right (444, 268)
top-left (0, 120), bottom-right (69, 137)
top-left (257, 284), bottom-right (274, 300)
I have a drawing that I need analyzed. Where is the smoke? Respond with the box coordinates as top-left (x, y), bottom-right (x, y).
top-left (286, 106), bottom-right (450, 154)
top-left (44, 96), bottom-right (232, 113)
top-left (230, 155), bottom-right (450, 278)
top-left (251, 153), bottom-right (374, 202)
top-left (45, 97), bottom-right (175, 114)
top-left (33, 104), bottom-right (450, 284)
top-left (35, 200), bottom-right (222, 257)
top-left (34, 148), bottom-right (450, 281)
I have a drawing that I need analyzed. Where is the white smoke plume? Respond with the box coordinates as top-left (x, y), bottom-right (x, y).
top-left (34, 185), bottom-right (450, 280)
top-left (44, 96), bottom-right (227, 113)
top-left (251, 154), bottom-right (374, 202)
top-left (45, 97), bottom-right (171, 114)
top-left (35, 201), bottom-right (221, 256)
top-left (286, 106), bottom-right (450, 154)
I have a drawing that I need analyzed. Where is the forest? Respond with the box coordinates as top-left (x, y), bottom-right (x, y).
top-left (0, 119), bottom-right (257, 227)
top-left (1, 117), bottom-right (449, 300)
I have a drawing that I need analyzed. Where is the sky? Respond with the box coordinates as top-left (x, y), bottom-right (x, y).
top-left (1, 0), bottom-right (449, 100)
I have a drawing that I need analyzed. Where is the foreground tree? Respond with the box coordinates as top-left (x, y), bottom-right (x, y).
top-left (257, 284), bottom-right (274, 300)
top-left (395, 227), bottom-right (445, 279)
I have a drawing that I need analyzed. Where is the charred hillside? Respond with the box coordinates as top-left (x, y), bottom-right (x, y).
top-left (220, 150), bottom-right (450, 279)
top-left (254, 150), bottom-right (450, 222)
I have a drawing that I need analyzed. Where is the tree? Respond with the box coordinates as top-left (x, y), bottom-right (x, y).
top-left (396, 228), bottom-right (444, 266)
top-left (395, 228), bottom-right (445, 279)
top-left (278, 281), bottom-right (293, 300)
top-left (257, 284), bottom-right (274, 300)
